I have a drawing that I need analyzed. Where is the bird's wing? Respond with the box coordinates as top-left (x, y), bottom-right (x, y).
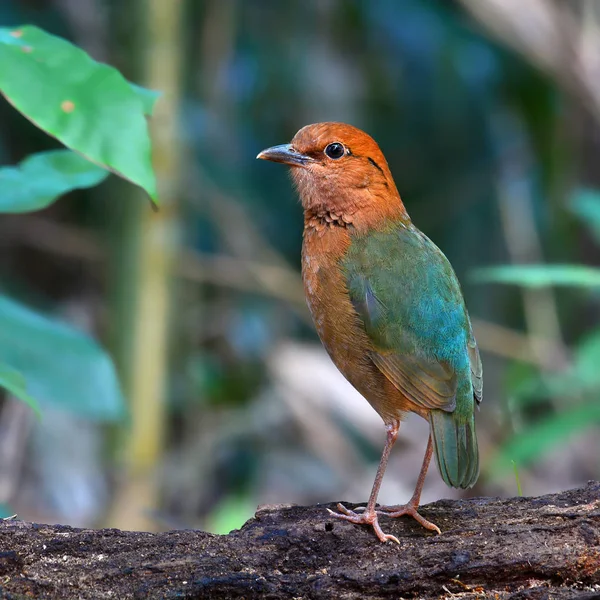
top-left (344, 225), bottom-right (478, 413)
top-left (371, 351), bottom-right (457, 411)
top-left (468, 335), bottom-right (483, 404)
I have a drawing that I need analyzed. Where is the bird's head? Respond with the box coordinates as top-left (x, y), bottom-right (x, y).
top-left (257, 122), bottom-right (408, 229)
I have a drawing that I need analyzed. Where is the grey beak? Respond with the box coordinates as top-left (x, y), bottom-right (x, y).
top-left (256, 144), bottom-right (313, 166)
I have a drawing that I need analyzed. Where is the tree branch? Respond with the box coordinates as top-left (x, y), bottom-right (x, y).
top-left (0, 483), bottom-right (599, 598)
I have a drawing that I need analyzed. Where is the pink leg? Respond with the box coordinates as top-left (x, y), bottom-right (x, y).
top-left (327, 420), bottom-right (402, 544)
top-left (375, 433), bottom-right (441, 534)
top-left (328, 428), bottom-right (441, 542)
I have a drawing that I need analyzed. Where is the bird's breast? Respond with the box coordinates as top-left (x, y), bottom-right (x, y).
top-left (301, 225), bottom-right (410, 422)
top-left (302, 226), bottom-right (357, 356)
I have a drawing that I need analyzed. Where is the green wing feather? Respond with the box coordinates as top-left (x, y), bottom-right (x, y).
top-left (343, 222), bottom-right (481, 488)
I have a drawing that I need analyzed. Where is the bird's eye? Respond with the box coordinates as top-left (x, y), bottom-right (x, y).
top-left (325, 142), bottom-right (345, 160)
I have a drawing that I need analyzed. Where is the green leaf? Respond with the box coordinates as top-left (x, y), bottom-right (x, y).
top-left (130, 83), bottom-right (161, 116)
top-left (0, 363), bottom-right (41, 418)
top-left (471, 265), bottom-right (600, 288)
top-left (492, 400), bottom-right (600, 472)
top-left (0, 25), bottom-right (157, 202)
top-left (0, 294), bottom-right (126, 422)
top-left (570, 188), bottom-right (600, 242)
top-left (0, 150), bottom-right (108, 213)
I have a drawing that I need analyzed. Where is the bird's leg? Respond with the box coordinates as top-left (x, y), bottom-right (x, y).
top-left (327, 420), bottom-right (401, 544)
top-left (374, 433), bottom-right (441, 534)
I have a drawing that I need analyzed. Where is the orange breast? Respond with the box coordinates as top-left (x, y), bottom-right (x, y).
top-left (301, 224), bottom-right (413, 423)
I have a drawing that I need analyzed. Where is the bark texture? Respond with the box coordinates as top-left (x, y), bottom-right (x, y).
top-left (0, 482), bottom-right (599, 599)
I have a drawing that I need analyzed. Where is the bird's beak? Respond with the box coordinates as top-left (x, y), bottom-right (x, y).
top-left (256, 144), bottom-right (313, 167)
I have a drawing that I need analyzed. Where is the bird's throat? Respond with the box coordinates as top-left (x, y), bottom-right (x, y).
top-left (304, 207), bottom-right (355, 232)
top-left (303, 199), bottom-right (410, 235)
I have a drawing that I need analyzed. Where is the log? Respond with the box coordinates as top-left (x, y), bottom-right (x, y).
top-left (0, 482), bottom-right (598, 599)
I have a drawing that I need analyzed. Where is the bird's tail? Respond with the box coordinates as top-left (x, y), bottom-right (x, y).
top-left (429, 409), bottom-right (479, 489)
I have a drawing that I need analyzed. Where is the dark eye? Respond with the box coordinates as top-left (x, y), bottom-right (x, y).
top-left (325, 142), bottom-right (345, 159)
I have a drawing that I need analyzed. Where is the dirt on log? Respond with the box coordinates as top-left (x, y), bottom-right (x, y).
top-left (0, 482), bottom-right (598, 599)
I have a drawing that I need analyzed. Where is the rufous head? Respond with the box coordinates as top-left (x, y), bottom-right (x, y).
top-left (257, 122), bottom-right (407, 228)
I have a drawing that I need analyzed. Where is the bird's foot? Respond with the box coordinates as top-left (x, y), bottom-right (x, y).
top-left (326, 503), bottom-right (400, 544)
top-left (372, 502), bottom-right (441, 534)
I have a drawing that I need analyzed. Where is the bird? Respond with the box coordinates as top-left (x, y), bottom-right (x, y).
top-left (257, 122), bottom-right (482, 544)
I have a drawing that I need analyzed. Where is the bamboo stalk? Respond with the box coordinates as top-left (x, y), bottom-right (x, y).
top-left (106, 0), bottom-right (184, 531)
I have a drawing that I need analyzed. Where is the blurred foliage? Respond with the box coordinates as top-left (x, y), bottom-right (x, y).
top-left (472, 265), bottom-right (600, 288)
top-left (0, 295), bottom-right (125, 421)
top-left (205, 493), bottom-right (257, 536)
top-left (0, 363), bottom-right (39, 417)
top-left (0, 150), bottom-right (108, 213)
top-left (476, 191), bottom-right (600, 472)
top-left (511, 461), bottom-right (522, 496)
top-left (0, 23), bottom-right (157, 423)
top-left (570, 189), bottom-right (600, 243)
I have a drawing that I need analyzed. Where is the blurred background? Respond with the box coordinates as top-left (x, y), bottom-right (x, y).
top-left (0, 0), bottom-right (599, 533)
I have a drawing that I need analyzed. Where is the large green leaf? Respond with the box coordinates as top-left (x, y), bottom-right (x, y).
top-left (0, 294), bottom-right (126, 422)
top-left (471, 265), bottom-right (600, 288)
top-left (130, 83), bottom-right (161, 117)
top-left (0, 363), bottom-right (41, 418)
top-left (0, 25), bottom-right (157, 202)
top-left (0, 150), bottom-right (108, 213)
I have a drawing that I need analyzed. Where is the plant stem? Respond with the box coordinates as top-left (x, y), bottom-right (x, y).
top-left (106, 0), bottom-right (184, 531)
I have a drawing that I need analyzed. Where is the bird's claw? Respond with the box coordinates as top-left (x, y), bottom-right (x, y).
top-left (326, 501), bottom-right (441, 541)
top-left (374, 503), bottom-right (442, 535)
top-left (326, 503), bottom-right (401, 544)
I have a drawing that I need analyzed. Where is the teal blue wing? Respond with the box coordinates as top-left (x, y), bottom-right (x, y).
top-left (343, 225), bottom-right (476, 415)
top-left (343, 224), bottom-right (481, 488)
